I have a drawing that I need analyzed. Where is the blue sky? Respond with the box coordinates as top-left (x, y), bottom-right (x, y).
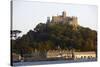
top-left (13, 0), bottom-right (98, 36)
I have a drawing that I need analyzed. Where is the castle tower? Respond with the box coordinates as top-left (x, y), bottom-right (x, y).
top-left (47, 17), bottom-right (50, 23)
top-left (62, 11), bottom-right (66, 18)
top-left (71, 16), bottom-right (78, 30)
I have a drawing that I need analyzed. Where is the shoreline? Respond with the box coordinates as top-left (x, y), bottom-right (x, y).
top-left (13, 58), bottom-right (97, 66)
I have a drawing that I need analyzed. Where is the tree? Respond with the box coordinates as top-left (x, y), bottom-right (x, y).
top-left (11, 30), bottom-right (22, 40)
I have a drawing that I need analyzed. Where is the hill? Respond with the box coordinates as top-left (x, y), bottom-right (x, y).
top-left (11, 22), bottom-right (97, 54)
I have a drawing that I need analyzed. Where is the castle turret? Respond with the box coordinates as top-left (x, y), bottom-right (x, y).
top-left (70, 16), bottom-right (78, 30)
top-left (62, 11), bottom-right (66, 18)
top-left (47, 17), bottom-right (50, 23)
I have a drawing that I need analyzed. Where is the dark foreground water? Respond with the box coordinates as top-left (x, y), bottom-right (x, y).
top-left (13, 59), bottom-right (97, 66)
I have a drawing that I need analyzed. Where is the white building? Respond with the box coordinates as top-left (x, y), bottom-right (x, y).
top-left (47, 50), bottom-right (73, 59)
top-left (47, 50), bottom-right (96, 60)
top-left (74, 51), bottom-right (96, 60)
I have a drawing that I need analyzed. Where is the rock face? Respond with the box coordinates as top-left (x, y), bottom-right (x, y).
top-left (46, 11), bottom-right (78, 30)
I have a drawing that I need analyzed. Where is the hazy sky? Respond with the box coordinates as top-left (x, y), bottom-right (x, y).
top-left (13, 0), bottom-right (98, 36)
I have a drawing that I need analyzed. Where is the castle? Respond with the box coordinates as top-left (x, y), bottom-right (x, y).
top-left (46, 11), bottom-right (78, 30)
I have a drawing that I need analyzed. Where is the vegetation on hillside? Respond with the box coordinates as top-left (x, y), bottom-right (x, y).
top-left (11, 22), bottom-right (97, 55)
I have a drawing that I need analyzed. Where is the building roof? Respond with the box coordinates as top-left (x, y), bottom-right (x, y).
top-left (74, 51), bottom-right (96, 55)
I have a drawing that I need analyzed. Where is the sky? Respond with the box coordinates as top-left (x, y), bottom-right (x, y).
top-left (12, 0), bottom-right (98, 36)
